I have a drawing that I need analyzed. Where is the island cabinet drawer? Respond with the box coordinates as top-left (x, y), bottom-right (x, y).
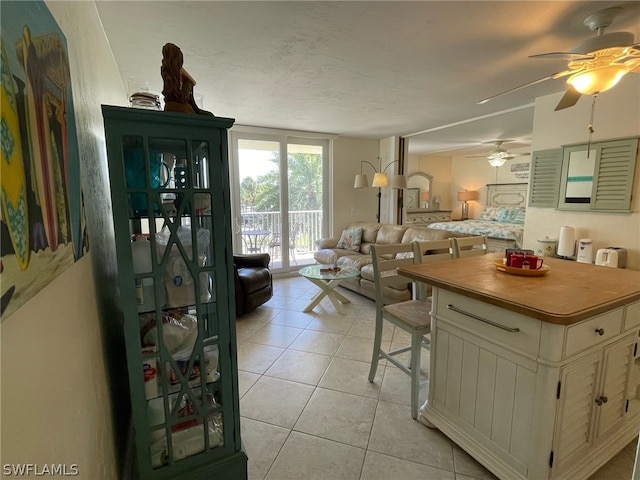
top-left (624, 301), bottom-right (640, 331)
top-left (564, 309), bottom-right (623, 357)
top-left (435, 290), bottom-right (542, 357)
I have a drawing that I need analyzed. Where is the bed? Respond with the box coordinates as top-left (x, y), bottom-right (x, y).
top-left (427, 183), bottom-right (528, 252)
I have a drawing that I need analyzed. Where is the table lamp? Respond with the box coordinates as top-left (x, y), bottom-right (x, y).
top-left (421, 191), bottom-right (429, 209)
top-left (458, 190), bottom-right (478, 220)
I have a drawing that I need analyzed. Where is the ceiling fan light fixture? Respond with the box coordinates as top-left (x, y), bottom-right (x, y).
top-left (488, 158), bottom-right (507, 167)
top-left (567, 63), bottom-right (629, 95)
top-left (488, 151), bottom-right (510, 160)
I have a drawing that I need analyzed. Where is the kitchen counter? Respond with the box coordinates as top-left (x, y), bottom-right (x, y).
top-left (398, 252), bottom-right (640, 480)
top-left (399, 252), bottom-right (640, 325)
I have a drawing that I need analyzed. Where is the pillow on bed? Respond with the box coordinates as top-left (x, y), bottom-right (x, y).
top-left (498, 207), bottom-right (526, 224)
top-left (478, 206), bottom-right (504, 221)
top-left (479, 206), bottom-right (526, 224)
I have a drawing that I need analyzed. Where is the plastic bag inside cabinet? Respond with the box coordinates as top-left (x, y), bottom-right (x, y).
top-left (155, 226), bottom-right (211, 308)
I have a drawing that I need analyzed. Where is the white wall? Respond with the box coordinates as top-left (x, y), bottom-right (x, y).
top-left (1, 1), bottom-right (125, 477)
top-left (408, 154), bottom-right (456, 212)
top-left (331, 136), bottom-right (380, 234)
top-left (450, 147), bottom-right (531, 219)
top-left (409, 148), bottom-right (530, 220)
top-left (524, 75), bottom-right (640, 270)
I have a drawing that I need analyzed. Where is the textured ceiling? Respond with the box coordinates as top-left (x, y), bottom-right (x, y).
top-left (96, 1), bottom-right (640, 155)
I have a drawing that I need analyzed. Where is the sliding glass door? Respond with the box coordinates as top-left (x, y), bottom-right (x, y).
top-left (230, 131), bottom-right (329, 273)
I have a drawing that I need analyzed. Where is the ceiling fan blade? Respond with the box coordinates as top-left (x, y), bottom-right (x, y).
top-left (467, 152), bottom-right (530, 159)
top-left (554, 85), bottom-right (582, 111)
top-left (478, 70), bottom-right (574, 105)
top-left (529, 52), bottom-right (594, 61)
top-left (613, 45), bottom-right (640, 63)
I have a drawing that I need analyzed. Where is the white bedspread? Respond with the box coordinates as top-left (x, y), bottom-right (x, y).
top-left (427, 220), bottom-right (524, 248)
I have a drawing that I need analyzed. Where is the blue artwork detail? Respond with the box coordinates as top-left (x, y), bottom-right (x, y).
top-left (2, 185), bottom-right (27, 259)
top-left (567, 176), bottom-right (593, 182)
top-left (0, 117), bottom-right (14, 161)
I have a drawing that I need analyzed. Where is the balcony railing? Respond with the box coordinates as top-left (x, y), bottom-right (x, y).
top-left (239, 210), bottom-right (323, 264)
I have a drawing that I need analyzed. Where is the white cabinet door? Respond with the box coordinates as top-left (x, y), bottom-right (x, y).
top-left (432, 327), bottom-right (535, 476)
top-left (553, 332), bottom-right (637, 475)
top-left (553, 352), bottom-right (601, 472)
top-left (594, 334), bottom-right (636, 441)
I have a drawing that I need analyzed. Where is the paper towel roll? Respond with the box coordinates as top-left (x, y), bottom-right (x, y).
top-left (557, 226), bottom-right (575, 257)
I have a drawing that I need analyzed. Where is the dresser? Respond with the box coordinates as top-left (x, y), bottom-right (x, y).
top-left (399, 254), bottom-right (640, 480)
top-left (406, 209), bottom-right (451, 226)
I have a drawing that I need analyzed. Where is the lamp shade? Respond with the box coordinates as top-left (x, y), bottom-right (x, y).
top-left (567, 64), bottom-right (629, 95)
top-left (372, 172), bottom-right (388, 188)
top-left (420, 192), bottom-right (430, 201)
top-left (458, 190), bottom-right (478, 202)
top-left (354, 174), bottom-right (369, 189)
top-left (390, 174), bottom-right (407, 189)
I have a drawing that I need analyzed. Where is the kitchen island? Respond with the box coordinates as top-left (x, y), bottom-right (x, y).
top-left (399, 253), bottom-right (640, 480)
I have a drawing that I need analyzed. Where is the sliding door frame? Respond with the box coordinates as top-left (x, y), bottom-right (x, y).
top-left (229, 126), bottom-right (331, 274)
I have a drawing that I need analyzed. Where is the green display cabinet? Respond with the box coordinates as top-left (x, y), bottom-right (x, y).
top-left (101, 105), bottom-right (247, 479)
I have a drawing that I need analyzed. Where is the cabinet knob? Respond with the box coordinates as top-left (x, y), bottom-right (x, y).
top-left (595, 396), bottom-right (608, 406)
top-left (595, 328), bottom-right (605, 336)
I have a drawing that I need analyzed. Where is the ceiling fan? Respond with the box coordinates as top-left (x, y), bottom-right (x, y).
top-left (478, 6), bottom-right (640, 111)
top-left (467, 141), bottom-right (531, 167)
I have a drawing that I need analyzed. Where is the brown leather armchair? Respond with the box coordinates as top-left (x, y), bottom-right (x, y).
top-left (233, 253), bottom-right (273, 317)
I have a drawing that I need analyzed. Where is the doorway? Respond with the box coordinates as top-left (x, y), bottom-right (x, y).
top-left (230, 131), bottom-right (329, 273)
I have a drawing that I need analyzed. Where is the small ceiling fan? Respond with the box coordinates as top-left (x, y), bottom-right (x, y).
top-left (478, 6), bottom-right (640, 111)
top-left (467, 141), bottom-right (531, 167)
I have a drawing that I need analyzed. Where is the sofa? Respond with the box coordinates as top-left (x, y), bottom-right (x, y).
top-left (233, 253), bottom-right (273, 317)
top-left (314, 222), bottom-right (469, 304)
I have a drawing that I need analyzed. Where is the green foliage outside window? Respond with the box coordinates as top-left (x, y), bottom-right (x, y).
top-left (240, 152), bottom-right (322, 212)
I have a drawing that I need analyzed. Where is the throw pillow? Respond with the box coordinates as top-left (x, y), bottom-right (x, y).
top-left (336, 228), bottom-right (363, 252)
top-left (512, 208), bottom-right (526, 224)
top-left (478, 206), bottom-right (503, 221)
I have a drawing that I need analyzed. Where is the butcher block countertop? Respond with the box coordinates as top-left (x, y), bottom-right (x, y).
top-left (398, 253), bottom-right (640, 325)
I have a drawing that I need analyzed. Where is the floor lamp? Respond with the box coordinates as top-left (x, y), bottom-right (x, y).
top-left (354, 159), bottom-right (407, 223)
top-left (458, 190), bottom-right (478, 220)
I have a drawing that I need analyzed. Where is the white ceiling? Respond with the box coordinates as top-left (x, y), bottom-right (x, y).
top-left (95, 1), bottom-right (640, 156)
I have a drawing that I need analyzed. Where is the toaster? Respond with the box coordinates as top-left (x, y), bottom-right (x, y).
top-left (595, 248), bottom-right (627, 268)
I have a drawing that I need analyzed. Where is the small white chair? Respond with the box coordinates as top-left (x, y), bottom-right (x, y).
top-left (453, 235), bottom-right (489, 258)
top-left (368, 243), bottom-right (431, 419)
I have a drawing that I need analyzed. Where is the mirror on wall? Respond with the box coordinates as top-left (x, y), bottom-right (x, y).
top-left (406, 172), bottom-right (433, 210)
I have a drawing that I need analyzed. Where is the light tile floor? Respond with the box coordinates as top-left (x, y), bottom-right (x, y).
top-left (237, 276), bottom-right (637, 480)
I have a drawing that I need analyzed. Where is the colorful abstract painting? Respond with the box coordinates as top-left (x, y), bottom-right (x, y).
top-left (1, 1), bottom-right (86, 320)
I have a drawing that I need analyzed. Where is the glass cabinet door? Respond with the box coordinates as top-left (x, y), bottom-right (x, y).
top-left (102, 106), bottom-right (244, 479)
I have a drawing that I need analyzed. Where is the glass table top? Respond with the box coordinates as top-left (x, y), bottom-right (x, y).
top-left (298, 264), bottom-right (360, 281)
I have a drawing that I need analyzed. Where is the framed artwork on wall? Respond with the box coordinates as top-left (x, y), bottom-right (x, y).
top-left (1, 0), bottom-right (86, 320)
